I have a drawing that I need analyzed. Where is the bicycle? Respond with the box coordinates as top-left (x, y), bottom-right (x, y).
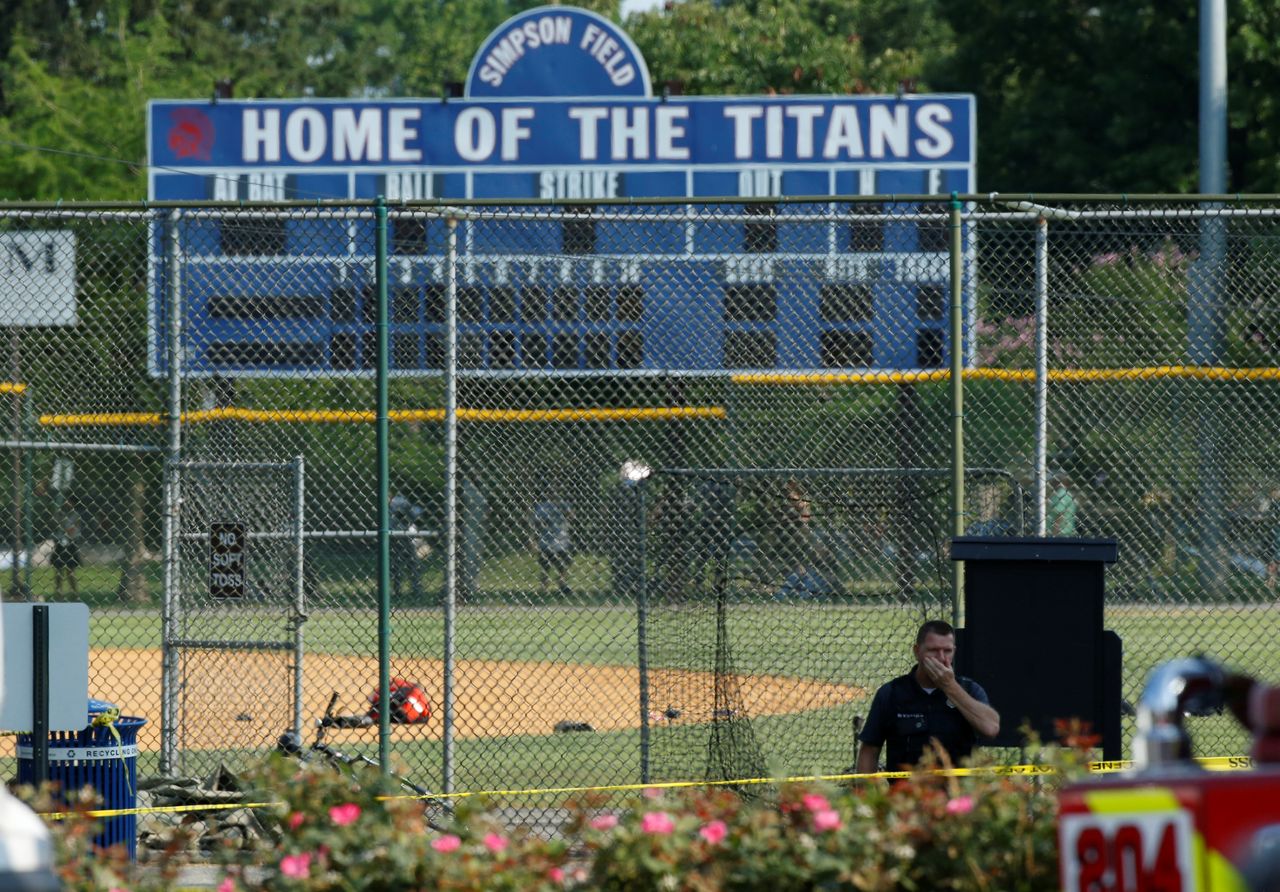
top-left (277, 692), bottom-right (452, 832)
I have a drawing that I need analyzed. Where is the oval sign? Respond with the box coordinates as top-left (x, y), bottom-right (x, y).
top-left (466, 5), bottom-right (652, 99)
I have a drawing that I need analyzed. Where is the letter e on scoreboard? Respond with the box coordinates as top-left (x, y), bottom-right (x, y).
top-left (210, 521), bottom-right (248, 599)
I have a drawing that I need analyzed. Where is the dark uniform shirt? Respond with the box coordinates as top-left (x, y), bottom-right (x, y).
top-left (857, 667), bottom-right (991, 769)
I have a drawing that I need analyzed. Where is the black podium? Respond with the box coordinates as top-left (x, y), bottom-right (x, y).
top-left (950, 536), bottom-right (1122, 760)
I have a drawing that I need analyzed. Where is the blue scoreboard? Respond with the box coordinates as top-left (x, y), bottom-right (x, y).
top-left (147, 6), bottom-right (974, 378)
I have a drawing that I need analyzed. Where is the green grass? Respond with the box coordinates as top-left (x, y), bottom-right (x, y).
top-left (91, 603), bottom-right (917, 680)
top-left (144, 705), bottom-right (875, 800)
top-left (12, 562), bottom-right (164, 607)
top-left (90, 602), bottom-right (1280, 688)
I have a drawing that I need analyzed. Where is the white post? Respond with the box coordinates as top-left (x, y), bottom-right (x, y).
top-left (160, 210), bottom-right (184, 776)
top-left (1034, 216), bottom-right (1049, 536)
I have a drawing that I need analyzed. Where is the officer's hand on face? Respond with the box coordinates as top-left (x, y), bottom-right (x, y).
top-left (921, 655), bottom-right (956, 691)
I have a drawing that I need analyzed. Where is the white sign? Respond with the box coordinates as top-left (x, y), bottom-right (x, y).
top-left (1060, 808), bottom-right (1199, 892)
top-left (0, 603), bottom-right (90, 732)
top-left (0, 231), bottom-right (78, 327)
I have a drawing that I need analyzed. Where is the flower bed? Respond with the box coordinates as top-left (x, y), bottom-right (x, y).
top-left (30, 741), bottom-right (1090, 891)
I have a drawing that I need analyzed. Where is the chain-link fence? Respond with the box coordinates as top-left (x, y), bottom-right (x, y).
top-left (0, 196), bottom-right (1276, 826)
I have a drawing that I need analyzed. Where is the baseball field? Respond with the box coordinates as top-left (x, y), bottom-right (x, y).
top-left (2, 602), bottom-right (1268, 797)
top-left (67, 605), bottom-right (1268, 777)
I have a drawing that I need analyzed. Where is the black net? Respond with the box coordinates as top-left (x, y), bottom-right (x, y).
top-left (640, 468), bottom-right (963, 786)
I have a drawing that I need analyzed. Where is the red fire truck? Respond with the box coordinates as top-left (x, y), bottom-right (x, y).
top-left (1058, 658), bottom-right (1280, 891)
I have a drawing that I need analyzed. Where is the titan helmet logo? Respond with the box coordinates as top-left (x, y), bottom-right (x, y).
top-left (168, 108), bottom-right (214, 160)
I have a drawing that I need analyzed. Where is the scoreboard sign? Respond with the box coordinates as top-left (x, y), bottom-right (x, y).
top-left (147, 5), bottom-right (975, 378)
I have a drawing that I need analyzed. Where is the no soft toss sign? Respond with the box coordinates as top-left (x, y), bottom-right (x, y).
top-left (210, 521), bottom-right (247, 599)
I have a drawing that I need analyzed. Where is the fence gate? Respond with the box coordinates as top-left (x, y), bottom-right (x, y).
top-left (161, 458), bottom-right (305, 776)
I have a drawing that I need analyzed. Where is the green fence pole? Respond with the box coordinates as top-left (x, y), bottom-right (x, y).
top-left (949, 194), bottom-right (965, 626)
top-left (375, 196), bottom-right (391, 773)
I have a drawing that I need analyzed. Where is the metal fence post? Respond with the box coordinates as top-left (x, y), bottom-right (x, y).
top-left (292, 455), bottom-right (305, 740)
top-left (443, 214), bottom-right (459, 796)
top-left (949, 194), bottom-right (965, 624)
top-left (1034, 215), bottom-right (1049, 535)
top-left (160, 208), bottom-right (184, 776)
top-left (375, 196), bottom-right (392, 774)
top-left (635, 477), bottom-right (650, 784)
top-left (20, 387), bottom-right (33, 596)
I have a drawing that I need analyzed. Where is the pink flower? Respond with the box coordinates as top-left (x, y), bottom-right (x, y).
top-left (699, 820), bottom-right (728, 844)
top-left (642, 787), bottom-right (664, 799)
top-left (590, 814), bottom-right (619, 831)
top-left (432, 834), bottom-right (462, 853)
top-left (801, 793), bottom-right (830, 813)
top-left (641, 811), bottom-right (675, 835)
top-left (328, 803), bottom-right (361, 826)
top-left (287, 811), bottom-right (304, 831)
top-left (217, 879), bottom-right (236, 892)
top-left (946, 795), bottom-right (975, 815)
top-left (548, 867), bottom-right (566, 883)
top-left (483, 832), bottom-right (508, 854)
top-left (812, 809), bottom-right (842, 832)
top-left (279, 852), bottom-right (313, 879)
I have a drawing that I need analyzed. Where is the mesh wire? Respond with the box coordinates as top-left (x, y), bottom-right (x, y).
top-left (0, 198), bottom-right (1275, 831)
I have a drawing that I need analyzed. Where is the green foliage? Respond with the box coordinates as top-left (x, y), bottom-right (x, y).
top-left (0, 13), bottom-right (223, 199)
top-left (1230, 2), bottom-right (1280, 192)
top-left (627, 0), bottom-right (949, 95)
top-left (2, 0), bottom-right (1280, 196)
top-left (19, 783), bottom-right (195, 892)
top-left (927, 0), bottom-right (1202, 192)
top-left (927, 0), bottom-right (1280, 192)
top-left (36, 742), bottom-right (1086, 891)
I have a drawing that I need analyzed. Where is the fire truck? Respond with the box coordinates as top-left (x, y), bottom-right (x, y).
top-left (1058, 658), bottom-right (1280, 891)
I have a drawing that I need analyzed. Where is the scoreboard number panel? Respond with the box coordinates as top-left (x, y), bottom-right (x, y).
top-left (147, 5), bottom-right (975, 378)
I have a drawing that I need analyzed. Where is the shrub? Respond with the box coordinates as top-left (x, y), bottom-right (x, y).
top-left (33, 742), bottom-right (1086, 891)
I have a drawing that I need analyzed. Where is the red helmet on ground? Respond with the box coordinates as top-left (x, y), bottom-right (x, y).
top-left (368, 678), bottom-right (431, 724)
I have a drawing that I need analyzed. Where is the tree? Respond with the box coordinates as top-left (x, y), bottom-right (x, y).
top-left (1229, 0), bottom-right (1280, 192)
top-left (928, 0), bottom-right (1280, 193)
top-left (0, 15), bottom-right (211, 200)
top-left (626, 0), bottom-right (950, 96)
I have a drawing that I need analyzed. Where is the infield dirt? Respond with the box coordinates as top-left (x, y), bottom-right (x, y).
top-left (88, 647), bottom-right (862, 754)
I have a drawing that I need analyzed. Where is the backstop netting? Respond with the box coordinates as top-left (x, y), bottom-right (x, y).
top-left (639, 467), bottom-right (1017, 785)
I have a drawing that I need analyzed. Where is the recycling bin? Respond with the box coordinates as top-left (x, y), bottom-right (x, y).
top-left (16, 702), bottom-right (146, 860)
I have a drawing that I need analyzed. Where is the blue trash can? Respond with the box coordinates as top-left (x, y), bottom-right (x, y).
top-left (16, 701), bottom-right (147, 860)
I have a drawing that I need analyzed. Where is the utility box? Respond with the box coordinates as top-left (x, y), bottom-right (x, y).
top-left (950, 536), bottom-right (1122, 760)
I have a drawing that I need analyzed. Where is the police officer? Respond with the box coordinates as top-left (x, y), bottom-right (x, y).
top-left (856, 620), bottom-right (1000, 772)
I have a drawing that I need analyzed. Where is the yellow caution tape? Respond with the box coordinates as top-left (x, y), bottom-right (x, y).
top-left (37, 756), bottom-right (1258, 822)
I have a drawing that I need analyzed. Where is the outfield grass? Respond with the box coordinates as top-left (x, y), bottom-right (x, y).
top-left (91, 601), bottom-right (1278, 681)
top-left (90, 604), bottom-right (919, 681)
